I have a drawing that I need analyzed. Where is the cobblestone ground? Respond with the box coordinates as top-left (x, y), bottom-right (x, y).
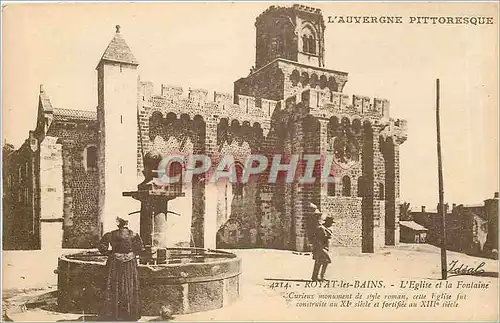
top-left (2, 244), bottom-right (498, 321)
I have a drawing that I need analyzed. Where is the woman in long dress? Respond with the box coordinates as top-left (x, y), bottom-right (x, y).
top-left (98, 217), bottom-right (145, 321)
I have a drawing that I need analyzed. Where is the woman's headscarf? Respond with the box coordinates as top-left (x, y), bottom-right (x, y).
top-left (116, 216), bottom-right (129, 228)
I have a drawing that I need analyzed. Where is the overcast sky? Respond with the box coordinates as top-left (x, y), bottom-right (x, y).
top-left (2, 2), bottom-right (498, 209)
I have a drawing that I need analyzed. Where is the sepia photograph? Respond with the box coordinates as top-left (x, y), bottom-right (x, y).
top-left (1, 1), bottom-right (499, 321)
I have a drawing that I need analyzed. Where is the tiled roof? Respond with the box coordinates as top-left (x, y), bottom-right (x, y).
top-left (53, 108), bottom-right (96, 121)
top-left (400, 221), bottom-right (428, 231)
top-left (40, 92), bottom-right (53, 112)
top-left (100, 26), bottom-right (138, 65)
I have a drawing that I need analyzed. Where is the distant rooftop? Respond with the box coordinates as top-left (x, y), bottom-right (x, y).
top-left (461, 203), bottom-right (485, 208)
top-left (400, 221), bottom-right (428, 231)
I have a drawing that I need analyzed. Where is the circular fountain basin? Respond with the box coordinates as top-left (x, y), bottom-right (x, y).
top-left (56, 248), bottom-right (241, 316)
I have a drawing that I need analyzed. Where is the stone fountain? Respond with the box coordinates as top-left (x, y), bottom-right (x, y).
top-left (56, 151), bottom-right (241, 316)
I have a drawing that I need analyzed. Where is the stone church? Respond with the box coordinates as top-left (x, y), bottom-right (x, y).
top-left (3, 4), bottom-right (407, 253)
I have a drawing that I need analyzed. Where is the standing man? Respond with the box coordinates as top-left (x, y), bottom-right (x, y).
top-left (309, 204), bottom-right (334, 281)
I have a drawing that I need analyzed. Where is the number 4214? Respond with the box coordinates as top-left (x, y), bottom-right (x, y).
top-left (269, 281), bottom-right (291, 290)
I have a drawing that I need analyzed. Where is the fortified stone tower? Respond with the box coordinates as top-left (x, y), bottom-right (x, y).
top-left (97, 25), bottom-right (140, 234)
top-left (235, 4), bottom-right (348, 103)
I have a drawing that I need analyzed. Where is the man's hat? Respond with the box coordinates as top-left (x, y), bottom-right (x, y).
top-left (324, 215), bottom-right (334, 223)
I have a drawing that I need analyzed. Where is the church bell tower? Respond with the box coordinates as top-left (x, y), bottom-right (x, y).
top-left (255, 4), bottom-right (326, 69)
top-left (235, 5), bottom-right (346, 103)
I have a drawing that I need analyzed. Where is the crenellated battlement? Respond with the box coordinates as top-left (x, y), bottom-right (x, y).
top-left (141, 82), bottom-right (396, 122)
top-left (139, 82), bottom-right (278, 122)
top-left (188, 88), bottom-right (208, 102)
top-left (292, 4), bottom-right (322, 14)
top-left (255, 6), bottom-right (292, 24)
top-left (160, 84), bottom-right (183, 99)
top-left (237, 94), bottom-right (256, 113)
top-left (303, 88), bottom-right (391, 118)
top-left (214, 91), bottom-right (233, 108)
top-left (378, 117), bottom-right (408, 144)
top-left (256, 4), bottom-right (322, 25)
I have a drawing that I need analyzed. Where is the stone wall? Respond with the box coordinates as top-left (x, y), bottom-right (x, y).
top-left (376, 200), bottom-right (386, 249)
top-left (282, 62), bottom-right (348, 99)
top-left (47, 122), bottom-right (99, 248)
top-left (2, 140), bottom-right (38, 250)
top-left (295, 115), bottom-right (321, 251)
top-left (254, 7), bottom-right (299, 69)
top-left (257, 117), bottom-right (285, 249)
top-left (234, 62), bottom-right (285, 102)
top-left (324, 197), bottom-right (362, 247)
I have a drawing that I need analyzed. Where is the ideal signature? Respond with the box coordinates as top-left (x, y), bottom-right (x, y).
top-left (448, 260), bottom-right (486, 276)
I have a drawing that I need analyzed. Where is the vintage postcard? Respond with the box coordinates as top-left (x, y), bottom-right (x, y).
top-left (2, 1), bottom-right (498, 322)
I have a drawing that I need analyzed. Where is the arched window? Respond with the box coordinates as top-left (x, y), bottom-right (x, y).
top-left (327, 181), bottom-right (336, 196)
top-left (302, 35), bottom-right (309, 53)
top-left (301, 26), bottom-right (316, 54)
top-left (379, 183), bottom-right (385, 200)
top-left (308, 35), bottom-right (316, 54)
top-left (270, 37), bottom-right (280, 56)
top-left (86, 146), bottom-right (97, 170)
top-left (342, 176), bottom-right (351, 197)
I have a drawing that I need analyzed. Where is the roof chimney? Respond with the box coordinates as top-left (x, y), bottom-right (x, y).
top-left (40, 84), bottom-right (44, 94)
top-left (495, 192), bottom-right (499, 198)
top-left (421, 206), bottom-right (426, 212)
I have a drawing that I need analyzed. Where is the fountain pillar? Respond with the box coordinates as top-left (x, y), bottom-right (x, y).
top-left (123, 151), bottom-right (185, 264)
top-left (204, 183), bottom-right (218, 249)
top-left (153, 212), bottom-right (168, 248)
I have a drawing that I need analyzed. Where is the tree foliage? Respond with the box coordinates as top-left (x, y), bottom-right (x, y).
top-left (399, 202), bottom-right (412, 221)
